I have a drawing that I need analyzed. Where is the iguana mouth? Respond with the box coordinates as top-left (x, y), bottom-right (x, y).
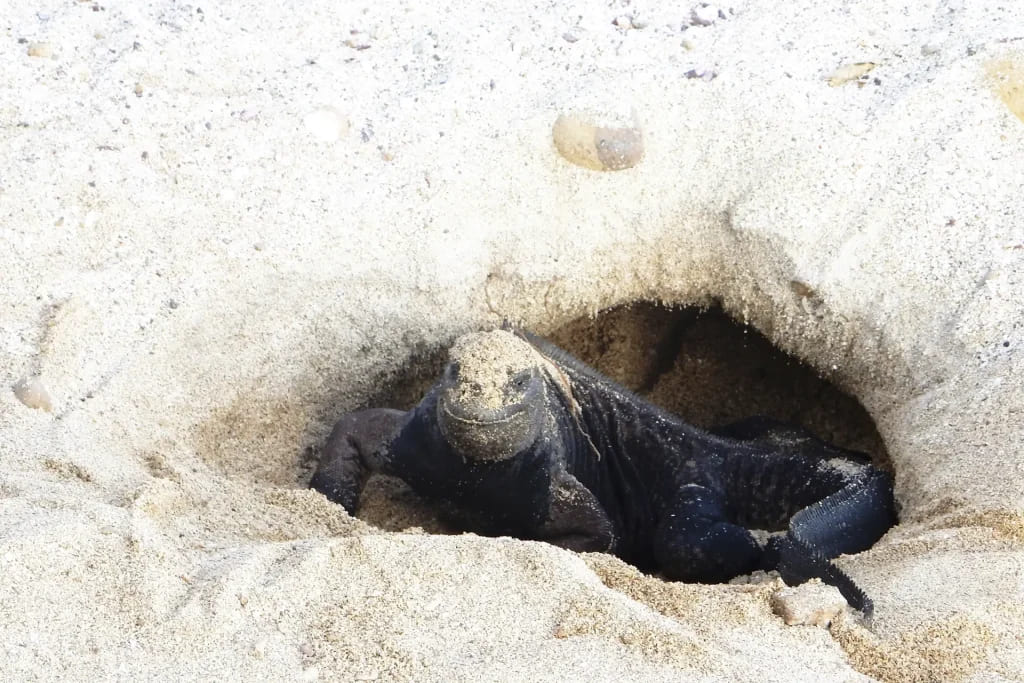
top-left (437, 394), bottom-right (525, 426)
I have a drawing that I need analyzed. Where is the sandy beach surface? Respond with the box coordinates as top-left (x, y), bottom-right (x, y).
top-left (3, 0), bottom-right (1023, 680)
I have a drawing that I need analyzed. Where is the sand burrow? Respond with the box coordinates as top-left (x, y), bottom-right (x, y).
top-left (328, 301), bottom-right (892, 535)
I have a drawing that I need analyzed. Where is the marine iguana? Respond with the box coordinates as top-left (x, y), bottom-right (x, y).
top-left (311, 329), bottom-right (897, 614)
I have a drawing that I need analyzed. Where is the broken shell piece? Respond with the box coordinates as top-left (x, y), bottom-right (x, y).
top-left (552, 113), bottom-right (644, 171)
top-left (771, 580), bottom-right (847, 627)
top-left (827, 62), bottom-right (877, 87)
top-left (987, 57), bottom-right (1024, 124)
top-left (27, 42), bottom-right (54, 58)
top-left (12, 376), bottom-right (53, 412)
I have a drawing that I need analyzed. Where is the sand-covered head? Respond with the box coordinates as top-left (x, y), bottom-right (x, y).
top-left (444, 330), bottom-right (544, 413)
top-left (438, 330), bottom-right (548, 461)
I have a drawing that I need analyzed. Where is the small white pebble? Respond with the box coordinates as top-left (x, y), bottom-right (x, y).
top-left (613, 16), bottom-right (632, 30)
top-left (303, 108), bottom-right (348, 142)
top-left (71, 63), bottom-right (91, 81)
top-left (125, 52), bottom-right (147, 71)
top-left (12, 376), bottom-right (53, 412)
top-left (771, 580), bottom-right (847, 627)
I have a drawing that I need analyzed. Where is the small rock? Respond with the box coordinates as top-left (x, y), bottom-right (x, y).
top-left (27, 42), bottom-right (53, 58)
top-left (827, 62), bottom-right (877, 87)
top-left (303, 107), bottom-right (349, 143)
top-left (134, 82), bottom-right (144, 97)
top-left (684, 67), bottom-right (717, 81)
top-left (690, 4), bottom-right (723, 26)
top-left (299, 642), bottom-right (314, 656)
top-left (789, 280), bottom-right (817, 299)
top-left (771, 580), bottom-right (847, 627)
top-left (613, 16), bottom-right (632, 30)
top-left (552, 112), bottom-right (644, 171)
top-left (251, 638), bottom-right (267, 659)
top-left (562, 32), bottom-right (579, 43)
top-left (12, 376), bottom-right (53, 412)
top-left (921, 32), bottom-right (947, 56)
top-left (343, 31), bottom-right (372, 51)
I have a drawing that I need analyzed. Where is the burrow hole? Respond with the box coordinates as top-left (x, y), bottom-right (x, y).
top-left (347, 302), bottom-right (890, 533)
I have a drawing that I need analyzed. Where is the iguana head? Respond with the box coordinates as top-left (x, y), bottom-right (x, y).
top-left (436, 330), bottom-right (550, 462)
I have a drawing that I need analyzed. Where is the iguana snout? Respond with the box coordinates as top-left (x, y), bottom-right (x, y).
top-left (436, 331), bottom-right (547, 462)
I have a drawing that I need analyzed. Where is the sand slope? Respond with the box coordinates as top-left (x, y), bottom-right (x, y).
top-left (2, 0), bottom-right (1023, 679)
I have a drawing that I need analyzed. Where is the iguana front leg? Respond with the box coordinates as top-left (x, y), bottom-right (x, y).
top-left (310, 408), bottom-right (406, 513)
top-left (534, 469), bottom-right (617, 553)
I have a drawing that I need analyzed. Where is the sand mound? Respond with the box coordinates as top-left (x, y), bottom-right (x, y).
top-left (3, 0), bottom-right (1023, 679)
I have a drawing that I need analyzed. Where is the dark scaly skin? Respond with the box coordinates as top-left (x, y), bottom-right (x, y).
top-left (311, 330), bottom-right (897, 615)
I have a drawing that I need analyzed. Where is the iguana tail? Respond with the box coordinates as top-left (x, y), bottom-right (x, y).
top-left (766, 469), bottom-right (896, 615)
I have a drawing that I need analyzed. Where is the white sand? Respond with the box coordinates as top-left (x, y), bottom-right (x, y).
top-left (3, 0), bottom-right (1023, 679)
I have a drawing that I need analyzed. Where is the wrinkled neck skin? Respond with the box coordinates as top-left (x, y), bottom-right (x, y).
top-left (544, 364), bottom-right (699, 565)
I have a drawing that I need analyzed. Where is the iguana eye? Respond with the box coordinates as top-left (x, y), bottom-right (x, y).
top-left (508, 370), bottom-right (532, 391)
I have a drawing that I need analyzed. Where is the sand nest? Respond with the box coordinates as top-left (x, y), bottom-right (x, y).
top-left (3, 0), bottom-right (1024, 680)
